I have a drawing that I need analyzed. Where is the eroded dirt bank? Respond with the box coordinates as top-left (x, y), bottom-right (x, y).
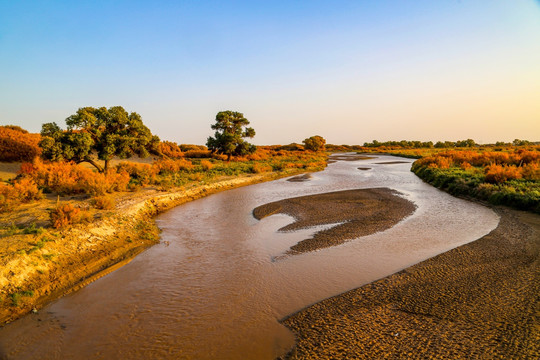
top-left (0, 171), bottom-right (302, 324)
top-left (280, 207), bottom-right (540, 359)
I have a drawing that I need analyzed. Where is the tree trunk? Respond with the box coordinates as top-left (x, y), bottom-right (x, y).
top-left (83, 158), bottom-right (104, 173)
top-left (104, 159), bottom-right (110, 172)
top-left (227, 153), bottom-right (231, 162)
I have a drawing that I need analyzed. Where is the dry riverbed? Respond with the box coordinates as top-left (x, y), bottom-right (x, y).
top-left (280, 207), bottom-right (540, 359)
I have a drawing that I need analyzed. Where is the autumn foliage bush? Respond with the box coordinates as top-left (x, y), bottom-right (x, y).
top-left (21, 159), bottom-right (130, 195)
top-left (91, 195), bottom-right (116, 210)
top-left (200, 160), bottom-right (213, 170)
top-left (159, 141), bottom-right (184, 159)
top-left (0, 178), bottom-right (42, 211)
top-left (0, 126), bottom-right (42, 162)
top-left (115, 162), bottom-right (157, 186)
top-left (184, 150), bottom-right (212, 158)
top-left (412, 148), bottom-right (540, 213)
top-left (50, 202), bottom-right (91, 228)
top-left (153, 159), bottom-right (194, 173)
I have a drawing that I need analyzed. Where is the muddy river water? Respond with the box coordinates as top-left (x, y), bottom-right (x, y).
top-left (0, 155), bottom-right (499, 359)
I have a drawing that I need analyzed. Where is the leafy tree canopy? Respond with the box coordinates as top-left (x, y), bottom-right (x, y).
top-left (40, 106), bottom-right (160, 172)
top-left (303, 135), bottom-right (326, 152)
top-left (206, 111), bottom-right (256, 160)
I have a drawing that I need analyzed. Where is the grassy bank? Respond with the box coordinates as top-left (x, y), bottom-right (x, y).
top-left (0, 150), bottom-right (326, 324)
top-left (411, 150), bottom-right (540, 213)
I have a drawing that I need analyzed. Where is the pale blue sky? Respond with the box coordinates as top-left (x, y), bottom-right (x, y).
top-left (1, 0), bottom-right (539, 144)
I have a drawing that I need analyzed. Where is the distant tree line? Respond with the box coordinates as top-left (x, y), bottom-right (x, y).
top-left (362, 139), bottom-right (480, 148)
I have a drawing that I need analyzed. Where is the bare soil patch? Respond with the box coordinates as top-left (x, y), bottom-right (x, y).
top-left (280, 208), bottom-right (540, 359)
top-left (253, 188), bottom-right (416, 255)
top-left (287, 174), bottom-right (312, 182)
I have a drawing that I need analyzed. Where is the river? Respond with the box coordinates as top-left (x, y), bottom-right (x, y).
top-left (0, 154), bottom-right (499, 359)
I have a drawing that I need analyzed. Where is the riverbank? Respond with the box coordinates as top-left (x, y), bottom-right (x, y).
top-left (0, 169), bottom-right (313, 324)
top-left (280, 206), bottom-right (540, 359)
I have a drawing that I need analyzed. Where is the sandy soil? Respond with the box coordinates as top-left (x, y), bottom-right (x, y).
top-left (253, 188), bottom-right (416, 255)
top-left (287, 174), bottom-right (313, 182)
top-left (0, 163), bottom-right (21, 181)
top-left (280, 207), bottom-right (540, 359)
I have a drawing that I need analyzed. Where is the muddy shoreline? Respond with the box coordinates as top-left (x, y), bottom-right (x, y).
top-left (279, 206), bottom-right (540, 359)
top-left (0, 170), bottom-right (311, 325)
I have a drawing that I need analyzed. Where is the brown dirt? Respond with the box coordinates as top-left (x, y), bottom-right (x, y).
top-left (0, 162), bottom-right (21, 181)
top-left (253, 188), bottom-right (416, 255)
top-left (287, 174), bottom-right (312, 182)
top-left (0, 170), bottom-right (309, 324)
top-left (280, 207), bottom-right (540, 359)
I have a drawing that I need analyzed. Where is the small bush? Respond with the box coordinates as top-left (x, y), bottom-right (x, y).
top-left (485, 164), bottom-right (522, 184)
top-left (153, 159), bottom-right (194, 174)
top-left (200, 160), bottom-right (214, 170)
top-left (0, 178), bottom-right (42, 211)
top-left (252, 163), bottom-right (273, 173)
top-left (91, 195), bottom-right (116, 210)
top-left (184, 150), bottom-right (211, 158)
top-left (180, 144), bottom-right (207, 152)
top-left (50, 203), bottom-right (82, 228)
top-left (159, 141), bottom-right (184, 158)
top-left (116, 162), bottom-right (157, 186)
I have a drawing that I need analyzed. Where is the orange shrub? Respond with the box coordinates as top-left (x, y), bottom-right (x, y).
top-left (22, 159), bottom-right (130, 195)
top-left (211, 153), bottom-right (228, 161)
top-left (0, 178), bottom-right (42, 211)
top-left (153, 159), bottom-right (194, 173)
top-left (91, 195), bottom-right (116, 210)
top-left (0, 126), bottom-right (42, 162)
top-left (116, 162), bottom-right (157, 186)
top-left (521, 162), bottom-right (540, 180)
top-left (184, 150), bottom-right (211, 158)
top-left (200, 160), bottom-right (213, 170)
top-left (180, 144), bottom-right (207, 152)
top-left (252, 163), bottom-right (272, 173)
top-left (247, 149), bottom-right (270, 161)
top-left (427, 156), bottom-right (452, 169)
top-left (12, 178), bottom-right (42, 201)
top-left (159, 141), bottom-right (184, 159)
top-left (50, 203), bottom-right (81, 228)
top-left (80, 169), bottom-right (130, 195)
top-left (484, 164), bottom-right (522, 184)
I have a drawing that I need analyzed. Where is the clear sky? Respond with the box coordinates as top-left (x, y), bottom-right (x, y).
top-left (1, 0), bottom-right (539, 145)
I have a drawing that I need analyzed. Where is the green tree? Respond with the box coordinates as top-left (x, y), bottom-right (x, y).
top-left (206, 111), bottom-right (256, 161)
top-left (303, 135), bottom-right (326, 152)
top-left (40, 106), bottom-right (160, 172)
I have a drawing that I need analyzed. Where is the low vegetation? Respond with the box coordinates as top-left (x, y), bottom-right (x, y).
top-left (0, 125), bottom-right (42, 162)
top-left (411, 149), bottom-right (540, 213)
